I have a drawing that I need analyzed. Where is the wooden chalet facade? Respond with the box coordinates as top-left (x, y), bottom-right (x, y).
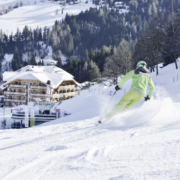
top-left (1, 66), bottom-right (79, 107)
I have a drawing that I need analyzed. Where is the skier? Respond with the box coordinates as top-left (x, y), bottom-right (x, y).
top-left (100, 61), bottom-right (154, 123)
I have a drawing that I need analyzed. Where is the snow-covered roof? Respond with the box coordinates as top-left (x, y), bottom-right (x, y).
top-left (0, 85), bottom-right (8, 90)
top-left (1, 65), bottom-right (80, 89)
top-left (80, 81), bottom-right (97, 87)
top-left (3, 72), bottom-right (17, 81)
top-left (15, 65), bottom-right (72, 75)
top-left (115, 1), bottom-right (123, 5)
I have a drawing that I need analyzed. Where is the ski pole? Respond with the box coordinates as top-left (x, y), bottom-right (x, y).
top-left (98, 90), bottom-right (117, 124)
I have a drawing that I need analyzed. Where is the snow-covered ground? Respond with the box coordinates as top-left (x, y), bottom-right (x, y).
top-left (0, 0), bottom-right (97, 34)
top-left (1, 62), bottom-right (180, 179)
top-left (1, 54), bottom-right (13, 73)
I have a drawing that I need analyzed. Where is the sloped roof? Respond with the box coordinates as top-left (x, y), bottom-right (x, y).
top-left (3, 65), bottom-right (74, 81)
top-left (16, 65), bottom-right (72, 75)
top-left (2, 66), bottom-right (80, 89)
top-left (3, 72), bottom-right (17, 81)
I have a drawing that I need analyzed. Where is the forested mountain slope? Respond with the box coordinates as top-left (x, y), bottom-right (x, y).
top-left (0, 0), bottom-right (180, 82)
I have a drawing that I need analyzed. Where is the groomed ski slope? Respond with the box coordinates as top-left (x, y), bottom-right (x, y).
top-left (1, 62), bottom-right (180, 180)
top-left (0, 0), bottom-right (96, 34)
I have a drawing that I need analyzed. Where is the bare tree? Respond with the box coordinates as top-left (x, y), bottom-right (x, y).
top-left (103, 39), bottom-right (132, 84)
top-left (163, 11), bottom-right (180, 69)
top-left (14, 2), bottom-right (19, 8)
top-left (20, 1), bottom-right (23, 6)
top-left (133, 11), bottom-right (165, 75)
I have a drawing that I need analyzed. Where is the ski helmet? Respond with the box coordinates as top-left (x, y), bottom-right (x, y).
top-left (137, 61), bottom-right (147, 68)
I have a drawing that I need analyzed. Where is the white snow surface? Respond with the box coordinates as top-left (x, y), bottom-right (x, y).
top-left (1, 62), bottom-right (180, 179)
top-left (1, 54), bottom-right (13, 73)
top-left (61, 54), bottom-right (67, 65)
top-left (0, 0), bottom-right (97, 34)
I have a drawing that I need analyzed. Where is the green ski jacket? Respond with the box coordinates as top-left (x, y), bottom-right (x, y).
top-left (118, 67), bottom-right (154, 98)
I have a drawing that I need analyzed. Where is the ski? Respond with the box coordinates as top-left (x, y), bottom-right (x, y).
top-left (95, 120), bottom-right (102, 126)
top-left (95, 119), bottom-right (109, 126)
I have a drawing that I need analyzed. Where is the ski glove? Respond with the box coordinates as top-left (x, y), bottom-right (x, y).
top-left (115, 85), bottom-right (121, 91)
top-left (144, 96), bottom-right (150, 101)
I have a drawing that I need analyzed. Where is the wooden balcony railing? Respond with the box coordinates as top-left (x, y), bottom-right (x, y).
top-left (52, 91), bottom-right (79, 98)
top-left (58, 85), bottom-right (76, 91)
top-left (10, 84), bottom-right (26, 88)
top-left (30, 93), bottom-right (52, 98)
top-left (4, 91), bottom-right (26, 96)
top-left (31, 85), bottom-right (47, 89)
top-left (4, 98), bottom-right (26, 103)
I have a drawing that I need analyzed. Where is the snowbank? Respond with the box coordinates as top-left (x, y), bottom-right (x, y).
top-left (1, 61), bottom-right (180, 179)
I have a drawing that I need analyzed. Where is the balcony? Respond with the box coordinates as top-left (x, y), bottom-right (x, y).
top-left (67, 91), bottom-right (79, 97)
top-left (4, 98), bottom-right (26, 103)
top-left (53, 94), bottom-right (61, 98)
top-left (53, 91), bottom-right (79, 98)
top-left (31, 85), bottom-right (47, 90)
top-left (4, 91), bottom-right (26, 96)
top-left (58, 85), bottom-right (75, 91)
top-left (10, 84), bottom-right (26, 88)
top-left (30, 93), bottom-right (52, 98)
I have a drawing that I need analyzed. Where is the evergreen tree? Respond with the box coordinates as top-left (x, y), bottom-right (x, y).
top-left (0, 61), bottom-right (1, 75)
top-left (39, 28), bottom-right (43, 41)
top-left (57, 58), bottom-right (62, 68)
top-left (13, 46), bottom-right (19, 60)
top-left (12, 59), bottom-right (18, 71)
top-left (0, 46), bottom-right (3, 60)
top-left (88, 60), bottom-right (101, 82)
top-left (30, 53), bottom-right (36, 65)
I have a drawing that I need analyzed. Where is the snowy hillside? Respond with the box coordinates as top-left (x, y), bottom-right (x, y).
top-left (1, 62), bottom-right (180, 179)
top-left (0, 0), bottom-right (97, 34)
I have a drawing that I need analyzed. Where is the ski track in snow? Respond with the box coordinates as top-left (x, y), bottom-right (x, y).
top-left (1, 62), bottom-right (180, 179)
